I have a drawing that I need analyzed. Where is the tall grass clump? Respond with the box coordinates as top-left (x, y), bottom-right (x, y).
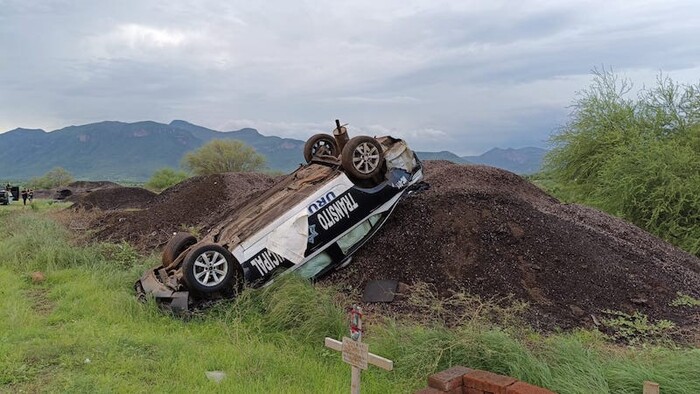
top-left (0, 212), bottom-right (98, 272)
top-left (216, 276), bottom-right (347, 344)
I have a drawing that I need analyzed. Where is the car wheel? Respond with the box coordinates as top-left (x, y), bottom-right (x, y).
top-left (341, 136), bottom-right (384, 179)
top-left (162, 232), bottom-right (197, 269)
top-left (182, 244), bottom-right (238, 294)
top-left (304, 133), bottom-right (339, 163)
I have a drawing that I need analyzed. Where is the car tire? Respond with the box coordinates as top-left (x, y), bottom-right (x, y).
top-left (182, 243), bottom-right (238, 294)
top-left (341, 136), bottom-right (384, 179)
top-left (162, 232), bottom-right (197, 269)
top-left (304, 134), bottom-right (339, 163)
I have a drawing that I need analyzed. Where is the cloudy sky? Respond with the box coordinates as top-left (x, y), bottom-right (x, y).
top-left (1, 0), bottom-right (699, 155)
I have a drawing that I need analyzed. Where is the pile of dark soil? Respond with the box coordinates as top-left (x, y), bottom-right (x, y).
top-left (39, 180), bottom-right (123, 201)
top-left (72, 187), bottom-right (157, 210)
top-left (79, 161), bottom-right (699, 335)
top-left (91, 172), bottom-right (277, 249)
top-left (64, 181), bottom-right (122, 201)
top-left (68, 180), bottom-right (122, 190)
top-left (326, 161), bottom-right (700, 334)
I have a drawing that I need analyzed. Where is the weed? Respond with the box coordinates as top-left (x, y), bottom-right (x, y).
top-left (670, 292), bottom-right (700, 308)
top-left (178, 224), bottom-right (203, 239)
top-left (404, 282), bottom-right (528, 328)
top-left (98, 242), bottom-right (141, 269)
top-left (601, 310), bottom-right (675, 344)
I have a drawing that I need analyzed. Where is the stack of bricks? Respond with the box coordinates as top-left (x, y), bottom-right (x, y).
top-left (415, 366), bottom-right (556, 394)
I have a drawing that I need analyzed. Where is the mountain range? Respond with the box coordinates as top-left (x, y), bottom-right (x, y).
top-left (0, 120), bottom-right (547, 181)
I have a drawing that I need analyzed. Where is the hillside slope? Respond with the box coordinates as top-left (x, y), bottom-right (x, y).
top-left (0, 121), bottom-right (305, 180)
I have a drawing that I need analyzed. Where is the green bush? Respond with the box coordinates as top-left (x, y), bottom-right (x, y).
top-left (182, 139), bottom-right (266, 175)
top-left (544, 69), bottom-right (700, 256)
top-left (26, 167), bottom-right (74, 189)
top-left (144, 168), bottom-right (189, 191)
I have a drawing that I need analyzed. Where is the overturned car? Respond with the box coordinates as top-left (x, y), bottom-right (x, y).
top-left (136, 121), bottom-right (425, 310)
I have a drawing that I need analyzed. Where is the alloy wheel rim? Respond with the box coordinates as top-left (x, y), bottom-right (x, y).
top-left (192, 251), bottom-right (228, 287)
top-left (352, 142), bottom-right (380, 174)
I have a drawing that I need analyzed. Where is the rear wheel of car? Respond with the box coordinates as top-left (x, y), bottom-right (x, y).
top-left (162, 232), bottom-right (197, 269)
top-left (341, 136), bottom-right (384, 179)
top-left (304, 133), bottom-right (339, 163)
top-left (182, 243), bottom-right (238, 294)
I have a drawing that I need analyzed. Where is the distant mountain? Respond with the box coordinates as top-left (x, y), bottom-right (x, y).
top-left (417, 147), bottom-right (547, 174)
top-left (462, 147), bottom-right (548, 174)
top-left (0, 120), bottom-right (305, 181)
top-left (415, 150), bottom-right (469, 164)
top-left (0, 120), bottom-right (547, 181)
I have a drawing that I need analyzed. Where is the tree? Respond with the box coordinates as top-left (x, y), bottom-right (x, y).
top-left (145, 168), bottom-right (189, 191)
top-left (182, 140), bottom-right (266, 175)
top-left (544, 68), bottom-right (700, 256)
top-left (27, 167), bottom-right (74, 189)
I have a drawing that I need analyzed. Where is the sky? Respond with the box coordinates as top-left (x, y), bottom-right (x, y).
top-left (1, 0), bottom-right (699, 155)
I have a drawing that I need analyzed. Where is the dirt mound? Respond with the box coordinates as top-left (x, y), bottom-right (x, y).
top-left (92, 172), bottom-right (277, 249)
top-left (73, 187), bottom-right (157, 210)
top-left (326, 161), bottom-right (700, 333)
top-left (44, 180), bottom-right (123, 201)
top-left (68, 180), bottom-right (121, 189)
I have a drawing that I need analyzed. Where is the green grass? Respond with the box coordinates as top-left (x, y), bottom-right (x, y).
top-left (0, 207), bottom-right (698, 393)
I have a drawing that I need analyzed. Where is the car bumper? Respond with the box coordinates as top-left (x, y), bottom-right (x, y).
top-left (135, 267), bottom-right (190, 311)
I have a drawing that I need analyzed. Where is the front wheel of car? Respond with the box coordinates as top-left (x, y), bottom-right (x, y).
top-left (182, 244), bottom-right (239, 294)
top-left (341, 136), bottom-right (384, 179)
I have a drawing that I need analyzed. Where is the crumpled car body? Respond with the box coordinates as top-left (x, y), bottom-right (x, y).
top-left (136, 134), bottom-right (424, 311)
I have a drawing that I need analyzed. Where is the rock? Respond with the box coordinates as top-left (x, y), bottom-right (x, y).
top-left (569, 305), bottom-right (585, 317)
top-left (30, 271), bottom-right (45, 283)
top-left (205, 371), bottom-right (226, 384)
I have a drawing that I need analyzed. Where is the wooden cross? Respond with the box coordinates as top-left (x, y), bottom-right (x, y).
top-left (324, 306), bottom-right (393, 394)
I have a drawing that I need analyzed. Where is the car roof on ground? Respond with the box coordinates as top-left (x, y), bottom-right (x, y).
top-left (205, 164), bottom-right (340, 245)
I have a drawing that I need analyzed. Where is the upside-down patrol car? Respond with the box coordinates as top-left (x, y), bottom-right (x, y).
top-left (136, 121), bottom-right (425, 310)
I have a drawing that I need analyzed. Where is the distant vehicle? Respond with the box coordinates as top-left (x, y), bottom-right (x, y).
top-left (0, 189), bottom-right (9, 205)
top-left (136, 120), bottom-right (425, 310)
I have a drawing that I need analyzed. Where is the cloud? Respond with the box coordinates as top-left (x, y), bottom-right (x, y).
top-left (2, 0), bottom-right (700, 156)
top-left (107, 24), bottom-right (188, 49)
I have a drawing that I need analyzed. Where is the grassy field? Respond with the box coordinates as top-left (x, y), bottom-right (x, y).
top-left (1, 202), bottom-right (699, 393)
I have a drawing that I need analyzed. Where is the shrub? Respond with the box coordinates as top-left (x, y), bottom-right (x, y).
top-left (26, 167), bottom-right (74, 189)
top-left (182, 140), bottom-right (266, 175)
top-left (544, 69), bottom-right (700, 256)
top-left (145, 168), bottom-right (188, 191)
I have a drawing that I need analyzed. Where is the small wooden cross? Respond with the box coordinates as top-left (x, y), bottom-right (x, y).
top-left (324, 305), bottom-right (393, 394)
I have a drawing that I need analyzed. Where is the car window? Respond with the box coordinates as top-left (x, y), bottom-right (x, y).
top-left (297, 252), bottom-right (333, 279)
top-left (297, 213), bottom-right (385, 279)
top-left (337, 214), bottom-right (382, 254)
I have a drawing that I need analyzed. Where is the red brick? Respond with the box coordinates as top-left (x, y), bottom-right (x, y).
top-left (416, 386), bottom-right (463, 394)
top-left (463, 370), bottom-right (517, 394)
top-left (428, 366), bottom-right (472, 391)
top-left (505, 381), bottom-right (556, 394)
top-left (465, 388), bottom-right (485, 394)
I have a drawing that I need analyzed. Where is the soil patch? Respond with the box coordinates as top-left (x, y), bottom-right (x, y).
top-left (26, 288), bottom-right (55, 316)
